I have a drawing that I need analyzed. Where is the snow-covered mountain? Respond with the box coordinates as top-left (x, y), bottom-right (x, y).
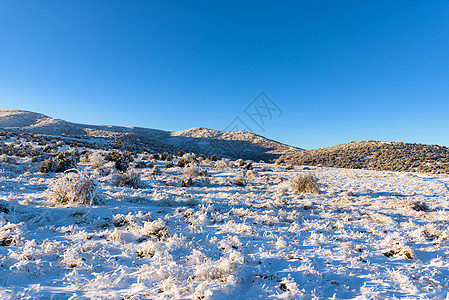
top-left (0, 110), bottom-right (298, 161)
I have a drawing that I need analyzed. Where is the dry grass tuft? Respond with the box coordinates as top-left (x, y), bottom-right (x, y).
top-left (290, 174), bottom-right (319, 194)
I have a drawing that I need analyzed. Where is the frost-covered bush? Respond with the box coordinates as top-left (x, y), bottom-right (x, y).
top-left (182, 164), bottom-right (201, 178)
top-left (177, 158), bottom-right (188, 168)
top-left (140, 220), bottom-right (170, 240)
top-left (115, 169), bottom-right (142, 189)
top-left (181, 177), bottom-right (193, 187)
top-left (151, 165), bottom-right (159, 174)
top-left (290, 173), bottom-right (319, 194)
top-left (40, 151), bottom-right (78, 173)
top-left (48, 170), bottom-right (101, 205)
top-left (89, 152), bottom-right (106, 169)
top-left (215, 158), bottom-right (230, 170)
top-left (233, 175), bottom-right (246, 187)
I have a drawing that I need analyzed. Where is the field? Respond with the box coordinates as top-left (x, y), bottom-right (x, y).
top-left (1, 135), bottom-right (449, 299)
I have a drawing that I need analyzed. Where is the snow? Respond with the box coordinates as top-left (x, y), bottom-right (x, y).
top-left (1, 141), bottom-right (449, 299)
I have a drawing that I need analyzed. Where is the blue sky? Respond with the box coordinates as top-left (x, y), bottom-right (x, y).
top-left (1, 1), bottom-right (448, 149)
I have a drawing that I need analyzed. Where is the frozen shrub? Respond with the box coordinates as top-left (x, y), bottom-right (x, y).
top-left (233, 175), bottom-right (246, 187)
top-left (149, 153), bottom-right (159, 160)
top-left (177, 158), bottom-right (188, 168)
top-left (106, 151), bottom-right (133, 172)
top-left (40, 151), bottom-right (78, 173)
top-left (56, 151), bottom-right (78, 172)
top-left (215, 158), bottom-right (230, 170)
top-left (89, 152), bottom-right (106, 169)
top-left (161, 153), bottom-right (170, 161)
top-left (115, 169), bottom-right (142, 189)
top-left (182, 153), bottom-right (196, 162)
top-left (236, 159), bottom-right (245, 166)
top-left (141, 220), bottom-right (170, 240)
top-left (136, 240), bottom-right (157, 258)
top-left (115, 158), bottom-right (130, 172)
top-left (40, 157), bottom-right (57, 173)
top-left (151, 165), bottom-right (159, 174)
top-left (275, 158), bottom-right (285, 165)
top-left (135, 161), bottom-right (148, 169)
top-left (246, 169), bottom-right (258, 179)
top-left (48, 170), bottom-right (101, 206)
top-left (177, 149), bottom-right (184, 157)
top-left (181, 177), bottom-right (193, 187)
top-left (165, 161), bottom-right (174, 168)
top-left (290, 174), bottom-right (319, 194)
top-left (210, 155), bottom-right (217, 162)
top-left (182, 164), bottom-right (201, 178)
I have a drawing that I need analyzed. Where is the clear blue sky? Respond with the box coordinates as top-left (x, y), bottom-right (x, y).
top-left (1, 1), bottom-right (448, 149)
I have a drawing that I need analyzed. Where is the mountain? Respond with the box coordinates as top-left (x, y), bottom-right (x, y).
top-left (281, 140), bottom-right (449, 174)
top-left (0, 110), bottom-right (298, 161)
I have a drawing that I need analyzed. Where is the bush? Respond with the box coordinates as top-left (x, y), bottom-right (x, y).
top-left (177, 149), bottom-right (184, 157)
top-left (181, 177), bottom-right (193, 187)
top-left (40, 151), bottom-right (78, 173)
top-left (233, 175), bottom-right (246, 187)
top-left (236, 159), bottom-right (245, 166)
top-left (40, 157), bottom-right (57, 173)
top-left (290, 174), bottom-right (319, 194)
top-left (215, 158), bottom-right (230, 170)
top-left (89, 152), bottom-right (106, 169)
top-left (115, 159), bottom-right (129, 172)
top-left (177, 158), bottom-right (188, 168)
top-left (48, 170), bottom-right (101, 205)
top-left (210, 155), bottom-right (218, 162)
top-left (115, 169), bottom-right (142, 189)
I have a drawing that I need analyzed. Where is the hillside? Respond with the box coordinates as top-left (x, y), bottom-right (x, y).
top-left (0, 110), bottom-right (297, 161)
top-left (281, 140), bottom-right (449, 174)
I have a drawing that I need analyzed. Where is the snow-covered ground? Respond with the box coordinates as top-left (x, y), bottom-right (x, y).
top-left (1, 141), bottom-right (449, 299)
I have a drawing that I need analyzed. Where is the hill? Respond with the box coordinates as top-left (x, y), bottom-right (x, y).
top-left (0, 110), bottom-right (297, 161)
top-left (281, 140), bottom-right (449, 174)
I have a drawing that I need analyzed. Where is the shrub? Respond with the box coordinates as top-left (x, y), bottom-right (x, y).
top-left (183, 164), bottom-right (201, 178)
top-left (181, 177), bottom-right (193, 187)
top-left (56, 151), bottom-right (78, 171)
top-left (177, 158), bottom-right (188, 168)
top-left (210, 155), bottom-right (218, 162)
top-left (236, 159), bottom-right (245, 166)
top-left (151, 165), bottom-right (159, 174)
top-left (89, 152), bottom-right (106, 169)
top-left (215, 158), bottom-right (230, 170)
top-left (290, 174), bottom-right (319, 194)
top-left (149, 153), bottom-right (159, 160)
top-left (135, 161), bottom-right (148, 169)
top-left (234, 175), bottom-right (246, 187)
top-left (40, 157), bottom-right (57, 173)
top-left (115, 158), bottom-right (130, 172)
top-left (40, 151), bottom-right (78, 173)
top-left (177, 149), bottom-right (184, 157)
top-left (48, 170), bottom-right (101, 205)
top-left (115, 169), bottom-right (142, 189)
top-left (275, 158), bottom-right (285, 165)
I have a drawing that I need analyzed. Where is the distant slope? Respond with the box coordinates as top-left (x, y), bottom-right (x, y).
top-left (0, 110), bottom-right (298, 161)
top-left (281, 140), bottom-right (449, 174)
